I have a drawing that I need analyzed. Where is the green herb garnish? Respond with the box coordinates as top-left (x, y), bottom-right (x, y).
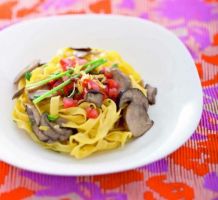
top-left (112, 63), bottom-right (118, 68)
top-left (47, 114), bottom-right (59, 122)
top-left (33, 78), bottom-right (72, 104)
top-left (25, 71), bottom-right (32, 81)
top-left (26, 69), bottom-right (74, 90)
top-left (33, 58), bottom-right (107, 104)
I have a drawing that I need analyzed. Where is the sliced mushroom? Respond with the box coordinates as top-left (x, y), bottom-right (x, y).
top-left (12, 87), bottom-right (25, 99)
top-left (125, 103), bottom-right (153, 137)
top-left (110, 69), bottom-right (131, 92)
top-left (119, 88), bottom-right (149, 111)
top-left (25, 104), bottom-right (41, 126)
top-left (40, 114), bottom-right (60, 140)
top-left (71, 47), bottom-right (92, 58)
top-left (25, 104), bottom-right (49, 142)
top-left (84, 91), bottom-right (104, 107)
top-left (145, 84), bottom-right (157, 105)
top-left (118, 88), bottom-right (152, 137)
top-left (70, 47), bottom-right (92, 52)
top-left (28, 89), bottom-right (51, 100)
top-left (51, 124), bottom-right (72, 142)
top-left (41, 114), bottom-right (73, 142)
top-left (25, 105), bottom-right (73, 142)
top-left (56, 117), bottom-right (68, 126)
top-left (14, 60), bottom-right (41, 84)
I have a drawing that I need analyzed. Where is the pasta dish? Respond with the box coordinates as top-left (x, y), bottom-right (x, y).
top-left (12, 47), bottom-right (157, 159)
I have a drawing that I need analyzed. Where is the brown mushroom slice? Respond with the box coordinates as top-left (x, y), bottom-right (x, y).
top-left (40, 114), bottom-right (60, 140)
top-left (35, 129), bottom-right (50, 142)
top-left (56, 117), bottom-right (68, 126)
top-left (73, 51), bottom-right (90, 58)
top-left (41, 114), bottom-right (73, 142)
top-left (71, 48), bottom-right (92, 58)
top-left (118, 88), bottom-right (153, 137)
top-left (25, 104), bottom-right (41, 126)
top-left (12, 87), bottom-right (25, 99)
top-left (84, 91), bottom-right (104, 107)
top-left (125, 103), bottom-right (153, 137)
top-left (25, 104), bottom-right (49, 142)
top-left (70, 47), bottom-right (92, 52)
top-left (119, 88), bottom-right (149, 111)
top-left (145, 84), bottom-right (157, 105)
top-left (14, 60), bottom-right (41, 84)
top-left (50, 124), bottom-right (72, 142)
top-left (110, 69), bottom-right (131, 92)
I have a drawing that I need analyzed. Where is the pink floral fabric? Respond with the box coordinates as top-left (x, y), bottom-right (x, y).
top-left (0, 0), bottom-right (218, 199)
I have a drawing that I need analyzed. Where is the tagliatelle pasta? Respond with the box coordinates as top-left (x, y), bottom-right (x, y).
top-left (12, 47), bottom-right (156, 159)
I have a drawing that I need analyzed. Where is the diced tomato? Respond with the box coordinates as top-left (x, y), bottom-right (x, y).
top-left (47, 80), bottom-right (56, 89)
top-left (63, 98), bottom-right (78, 108)
top-left (53, 79), bottom-right (63, 87)
top-left (86, 107), bottom-right (99, 119)
top-left (63, 82), bottom-right (74, 96)
top-left (82, 79), bottom-right (100, 91)
top-left (74, 93), bottom-right (83, 100)
top-left (87, 80), bottom-right (100, 91)
top-left (60, 58), bottom-right (76, 71)
top-left (108, 88), bottom-right (119, 99)
top-left (107, 79), bottom-right (119, 89)
top-left (52, 79), bottom-right (64, 95)
top-left (82, 79), bottom-right (90, 88)
top-left (101, 67), bottom-right (113, 79)
top-left (104, 71), bottom-right (113, 79)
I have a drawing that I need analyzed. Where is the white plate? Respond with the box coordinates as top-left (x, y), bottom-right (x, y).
top-left (0, 15), bottom-right (202, 176)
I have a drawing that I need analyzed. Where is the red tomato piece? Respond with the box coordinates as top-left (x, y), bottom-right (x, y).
top-left (63, 82), bottom-right (74, 96)
top-left (47, 80), bottom-right (56, 89)
top-left (74, 93), bottom-right (83, 100)
top-left (52, 79), bottom-right (64, 95)
top-left (108, 88), bottom-right (119, 99)
top-left (104, 71), bottom-right (113, 79)
top-left (82, 79), bottom-right (90, 88)
top-left (63, 98), bottom-right (78, 108)
top-left (87, 80), bottom-right (100, 91)
top-left (86, 107), bottom-right (99, 119)
top-left (107, 79), bottom-right (119, 89)
top-left (60, 58), bottom-right (76, 71)
top-left (101, 67), bottom-right (113, 79)
top-left (82, 79), bottom-right (100, 91)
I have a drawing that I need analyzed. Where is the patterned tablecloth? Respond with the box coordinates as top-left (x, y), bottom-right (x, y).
top-left (0, 0), bottom-right (218, 199)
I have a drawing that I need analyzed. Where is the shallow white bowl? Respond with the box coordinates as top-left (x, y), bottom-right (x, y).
top-left (0, 15), bottom-right (202, 176)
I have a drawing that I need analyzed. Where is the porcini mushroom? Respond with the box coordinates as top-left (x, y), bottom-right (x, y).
top-left (14, 60), bottom-right (42, 84)
top-left (84, 90), bottom-right (104, 107)
top-left (71, 47), bottom-right (92, 58)
top-left (145, 84), bottom-right (157, 105)
top-left (25, 104), bottom-right (50, 142)
top-left (119, 88), bottom-right (153, 137)
top-left (111, 68), bottom-right (131, 92)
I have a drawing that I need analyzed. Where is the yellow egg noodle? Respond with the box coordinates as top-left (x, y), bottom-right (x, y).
top-left (12, 48), bottom-right (147, 159)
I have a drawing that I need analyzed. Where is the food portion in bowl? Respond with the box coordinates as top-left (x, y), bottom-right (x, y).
top-left (12, 47), bottom-right (157, 159)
